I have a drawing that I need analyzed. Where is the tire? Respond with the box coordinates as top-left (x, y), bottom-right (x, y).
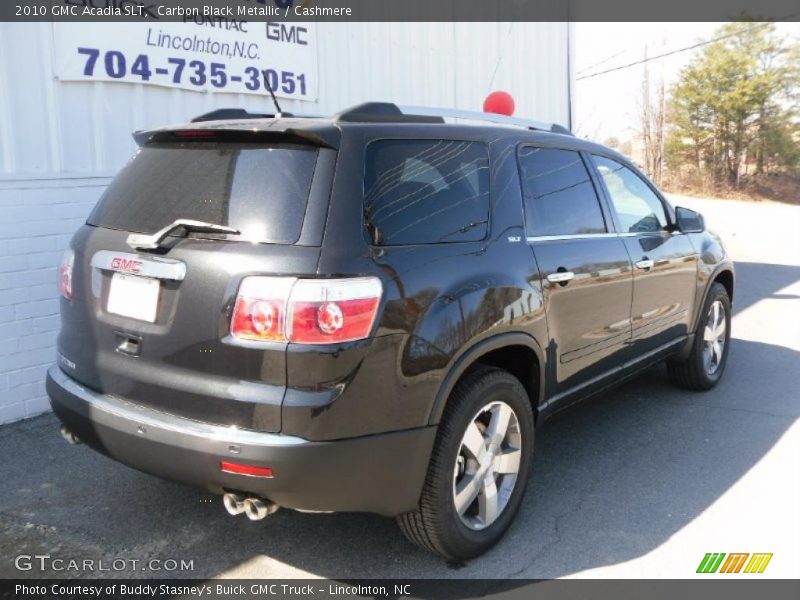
top-left (667, 282), bottom-right (731, 391)
top-left (397, 367), bottom-right (535, 561)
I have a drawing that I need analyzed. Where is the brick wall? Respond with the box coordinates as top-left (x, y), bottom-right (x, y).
top-left (0, 177), bottom-right (108, 424)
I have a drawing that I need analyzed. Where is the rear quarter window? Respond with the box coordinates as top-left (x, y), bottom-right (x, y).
top-left (363, 139), bottom-right (490, 245)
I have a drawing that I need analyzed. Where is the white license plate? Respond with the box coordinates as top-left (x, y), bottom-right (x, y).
top-left (107, 273), bottom-right (160, 323)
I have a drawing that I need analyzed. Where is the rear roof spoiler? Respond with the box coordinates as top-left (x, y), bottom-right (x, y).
top-left (133, 128), bottom-right (338, 149)
top-left (133, 115), bottom-right (338, 149)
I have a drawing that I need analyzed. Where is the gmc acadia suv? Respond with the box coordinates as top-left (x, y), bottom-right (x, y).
top-left (47, 103), bottom-right (734, 560)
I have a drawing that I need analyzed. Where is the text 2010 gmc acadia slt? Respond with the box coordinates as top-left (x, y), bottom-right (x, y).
top-left (48, 103), bottom-right (734, 560)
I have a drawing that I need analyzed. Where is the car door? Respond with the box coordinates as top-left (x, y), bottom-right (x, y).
top-left (518, 145), bottom-right (633, 399)
top-left (590, 154), bottom-right (698, 353)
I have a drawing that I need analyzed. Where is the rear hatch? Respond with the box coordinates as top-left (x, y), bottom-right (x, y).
top-left (58, 130), bottom-right (337, 432)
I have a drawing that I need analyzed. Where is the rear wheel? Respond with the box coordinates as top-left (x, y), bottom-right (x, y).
top-left (668, 282), bottom-right (731, 390)
top-left (397, 367), bottom-right (534, 561)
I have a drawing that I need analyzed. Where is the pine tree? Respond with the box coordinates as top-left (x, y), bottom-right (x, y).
top-left (665, 23), bottom-right (799, 189)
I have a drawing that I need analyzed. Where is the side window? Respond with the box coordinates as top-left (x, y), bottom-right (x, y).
top-left (364, 140), bottom-right (490, 245)
top-left (517, 147), bottom-right (607, 237)
top-left (592, 155), bottom-right (668, 233)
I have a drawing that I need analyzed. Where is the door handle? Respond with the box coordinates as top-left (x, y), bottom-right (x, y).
top-left (547, 271), bottom-right (575, 284)
top-left (635, 259), bottom-right (655, 270)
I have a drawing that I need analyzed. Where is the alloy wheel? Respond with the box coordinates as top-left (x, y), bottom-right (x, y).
top-left (452, 401), bottom-right (522, 530)
top-left (703, 299), bottom-right (727, 375)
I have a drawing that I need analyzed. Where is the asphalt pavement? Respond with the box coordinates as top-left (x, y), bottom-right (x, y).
top-left (1, 195), bottom-right (798, 579)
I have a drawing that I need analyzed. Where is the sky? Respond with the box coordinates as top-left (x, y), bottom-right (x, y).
top-left (574, 22), bottom-right (800, 143)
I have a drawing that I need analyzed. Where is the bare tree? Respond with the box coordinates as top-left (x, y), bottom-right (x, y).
top-left (638, 47), bottom-right (666, 185)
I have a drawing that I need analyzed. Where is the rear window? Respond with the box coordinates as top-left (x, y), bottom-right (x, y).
top-left (88, 142), bottom-right (319, 244)
top-left (364, 139), bottom-right (490, 245)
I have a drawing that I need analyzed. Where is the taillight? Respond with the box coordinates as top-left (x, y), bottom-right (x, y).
top-left (230, 276), bottom-right (382, 345)
top-left (58, 249), bottom-right (74, 300)
top-left (230, 277), bottom-right (295, 342)
top-left (287, 278), bottom-right (382, 343)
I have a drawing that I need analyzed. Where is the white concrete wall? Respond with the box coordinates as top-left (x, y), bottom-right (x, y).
top-left (0, 21), bottom-right (572, 424)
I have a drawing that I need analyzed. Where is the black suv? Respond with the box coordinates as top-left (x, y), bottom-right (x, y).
top-left (48, 103), bottom-right (734, 560)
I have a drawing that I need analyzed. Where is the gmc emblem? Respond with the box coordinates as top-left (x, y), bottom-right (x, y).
top-left (110, 257), bottom-right (143, 274)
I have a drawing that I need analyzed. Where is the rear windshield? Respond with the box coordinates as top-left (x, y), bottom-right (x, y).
top-left (88, 142), bottom-right (318, 244)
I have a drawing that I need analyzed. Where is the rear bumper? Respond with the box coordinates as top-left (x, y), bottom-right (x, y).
top-left (46, 366), bottom-right (436, 516)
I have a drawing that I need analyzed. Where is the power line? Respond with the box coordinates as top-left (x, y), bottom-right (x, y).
top-left (576, 49), bottom-right (626, 76)
top-left (576, 21), bottom-right (785, 81)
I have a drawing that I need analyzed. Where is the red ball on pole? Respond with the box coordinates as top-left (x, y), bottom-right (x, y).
top-left (483, 91), bottom-right (515, 116)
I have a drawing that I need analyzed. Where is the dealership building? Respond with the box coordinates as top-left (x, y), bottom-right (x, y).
top-left (0, 20), bottom-right (574, 424)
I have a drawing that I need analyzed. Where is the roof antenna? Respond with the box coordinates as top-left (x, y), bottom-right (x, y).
top-left (262, 70), bottom-right (286, 117)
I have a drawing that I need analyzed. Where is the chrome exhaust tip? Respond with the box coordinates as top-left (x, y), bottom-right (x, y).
top-left (223, 494), bottom-right (278, 519)
top-left (59, 425), bottom-right (81, 445)
top-left (244, 497), bottom-right (278, 521)
top-left (222, 492), bottom-right (247, 516)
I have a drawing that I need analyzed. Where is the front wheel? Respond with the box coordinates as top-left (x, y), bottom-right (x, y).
top-left (668, 282), bottom-right (731, 390)
top-left (397, 367), bottom-right (535, 561)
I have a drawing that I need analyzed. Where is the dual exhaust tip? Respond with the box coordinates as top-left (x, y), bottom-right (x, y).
top-left (223, 492), bottom-right (279, 521)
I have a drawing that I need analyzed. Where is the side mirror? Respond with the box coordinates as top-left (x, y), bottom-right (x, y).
top-left (675, 206), bottom-right (705, 233)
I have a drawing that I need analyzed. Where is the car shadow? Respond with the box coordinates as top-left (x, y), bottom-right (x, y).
top-left (0, 261), bottom-right (797, 580)
top-left (726, 261), bottom-right (800, 315)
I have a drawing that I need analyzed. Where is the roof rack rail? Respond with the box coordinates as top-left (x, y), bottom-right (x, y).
top-left (398, 105), bottom-right (572, 135)
top-left (334, 102), bottom-right (445, 124)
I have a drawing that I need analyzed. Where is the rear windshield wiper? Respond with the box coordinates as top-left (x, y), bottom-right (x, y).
top-left (126, 219), bottom-right (240, 250)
